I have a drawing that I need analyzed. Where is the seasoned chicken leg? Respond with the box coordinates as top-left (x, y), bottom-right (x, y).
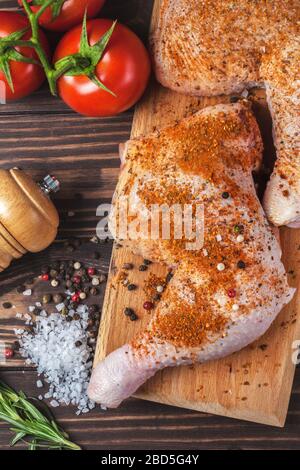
top-left (88, 103), bottom-right (295, 408)
top-left (152, 0), bottom-right (300, 227)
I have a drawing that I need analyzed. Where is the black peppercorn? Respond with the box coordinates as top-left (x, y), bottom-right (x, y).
top-left (153, 294), bottom-right (161, 302)
top-left (124, 307), bottom-right (134, 317)
top-left (139, 265), bottom-right (148, 272)
top-left (41, 266), bottom-right (49, 275)
top-left (237, 260), bottom-right (246, 269)
top-left (222, 191), bottom-right (230, 199)
top-left (128, 284), bottom-right (137, 291)
top-left (16, 285), bottom-right (26, 294)
top-left (2, 302), bottom-right (12, 309)
top-left (122, 263), bottom-right (134, 270)
top-left (143, 259), bottom-right (152, 266)
top-left (130, 313), bottom-right (138, 321)
top-left (89, 304), bottom-right (99, 315)
top-left (90, 287), bottom-right (99, 296)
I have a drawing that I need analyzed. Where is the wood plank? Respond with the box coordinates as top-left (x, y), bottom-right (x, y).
top-left (94, 0), bottom-right (300, 427)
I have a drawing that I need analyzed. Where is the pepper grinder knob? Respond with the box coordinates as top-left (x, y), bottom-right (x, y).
top-left (39, 175), bottom-right (60, 195)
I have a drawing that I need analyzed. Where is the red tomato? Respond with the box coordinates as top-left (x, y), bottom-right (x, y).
top-left (19, 0), bottom-right (106, 32)
top-left (0, 12), bottom-right (49, 101)
top-left (54, 20), bottom-right (151, 117)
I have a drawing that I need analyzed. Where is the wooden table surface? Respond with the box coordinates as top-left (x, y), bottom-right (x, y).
top-left (0, 0), bottom-right (300, 451)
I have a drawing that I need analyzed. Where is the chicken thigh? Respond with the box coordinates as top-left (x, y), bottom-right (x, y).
top-left (88, 103), bottom-right (295, 408)
top-left (152, 0), bottom-right (300, 227)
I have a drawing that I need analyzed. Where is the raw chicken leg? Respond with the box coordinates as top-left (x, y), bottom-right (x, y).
top-left (88, 103), bottom-right (295, 408)
top-left (151, 0), bottom-right (300, 227)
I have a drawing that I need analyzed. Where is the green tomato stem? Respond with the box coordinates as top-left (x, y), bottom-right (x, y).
top-left (21, 0), bottom-right (84, 95)
top-left (22, 0), bottom-right (59, 94)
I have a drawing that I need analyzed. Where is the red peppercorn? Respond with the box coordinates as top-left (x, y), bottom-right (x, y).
top-left (41, 274), bottom-right (49, 281)
top-left (4, 347), bottom-right (14, 359)
top-left (227, 289), bottom-right (236, 298)
top-left (73, 275), bottom-right (81, 285)
top-left (143, 301), bottom-right (154, 311)
top-left (87, 267), bottom-right (95, 276)
top-left (71, 293), bottom-right (80, 303)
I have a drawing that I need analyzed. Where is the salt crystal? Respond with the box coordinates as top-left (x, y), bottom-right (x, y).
top-left (16, 305), bottom-right (95, 414)
top-left (23, 289), bottom-right (32, 296)
top-left (36, 380), bottom-right (43, 388)
top-left (50, 400), bottom-right (59, 408)
top-left (56, 303), bottom-right (65, 312)
top-left (15, 313), bottom-right (23, 319)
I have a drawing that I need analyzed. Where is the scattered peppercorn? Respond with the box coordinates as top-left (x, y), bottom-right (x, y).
top-left (16, 285), bottom-right (26, 294)
top-left (124, 307), bottom-right (135, 317)
top-left (4, 347), bottom-right (14, 359)
top-left (143, 301), bottom-right (154, 311)
top-left (12, 341), bottom-right (20, 351)
top-left (237, 260), bottom-right (246, 269)
top-left (143, 259), bottom-right (152, 266)
top-left (127, 284), bottom-right (137, 291)
top-left (87, 267), bottom-right (96, 276)
top-left (130, 312), bottom-right (138, 321)
top-left (90, 287), bottom-right (99, 296)
top-left (88, 305), bottom-right (99, 315)
top-left (53, 294), bottom-right (64, 304)
top-left (71, 293), bottom-right (80, 303)
top-left (227, 289), bottom-right (236, 298)
top-left (75, 341), bottom-right (82, 348)
top-left (50, 269), bottom-right (58, 278)
top-left (42, 294), bottom-right (52, 305)
top-left (139, 265), bottom-right (148, 272)
top-left (73, 275), bottom-right (81, 285)
top-left (122, 263), bottom-right (134, 270)
top-left (222, 191), bottom-right (230, 199)
top-left (2, 302), bottom-right (12, 309)
top-left (92, 277), bottom-right (100, 286)
top-left (234, 224), bottom-right (244, 234)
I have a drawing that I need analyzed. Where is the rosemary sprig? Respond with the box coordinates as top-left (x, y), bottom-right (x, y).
top-left (0, 381), bottom-right (81, 450)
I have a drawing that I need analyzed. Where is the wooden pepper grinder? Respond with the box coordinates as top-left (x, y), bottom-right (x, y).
top-left (0, 168), bottom-right (60, 272)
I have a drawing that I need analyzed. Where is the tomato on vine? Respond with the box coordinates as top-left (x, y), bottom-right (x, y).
top-left (53, 19), bottom-right (151, 117)
top-left (0, 11), bottom-right (49, 101)
top-left (18, 0), bottom-right (106, 32)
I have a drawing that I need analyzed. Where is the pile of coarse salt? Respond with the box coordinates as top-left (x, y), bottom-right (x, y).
top-left (15, 304), bottom-right (95, 415)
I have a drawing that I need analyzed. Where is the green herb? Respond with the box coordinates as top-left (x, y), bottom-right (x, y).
top-left (0, 381), bottom-right (81, 450)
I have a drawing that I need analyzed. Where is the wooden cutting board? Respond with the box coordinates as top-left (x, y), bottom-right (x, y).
top-left (94, 0), bottom-right (300, 427)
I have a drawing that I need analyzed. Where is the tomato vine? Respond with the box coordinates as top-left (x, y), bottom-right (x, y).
top-left (0, 0), bottom-right (115, 96)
